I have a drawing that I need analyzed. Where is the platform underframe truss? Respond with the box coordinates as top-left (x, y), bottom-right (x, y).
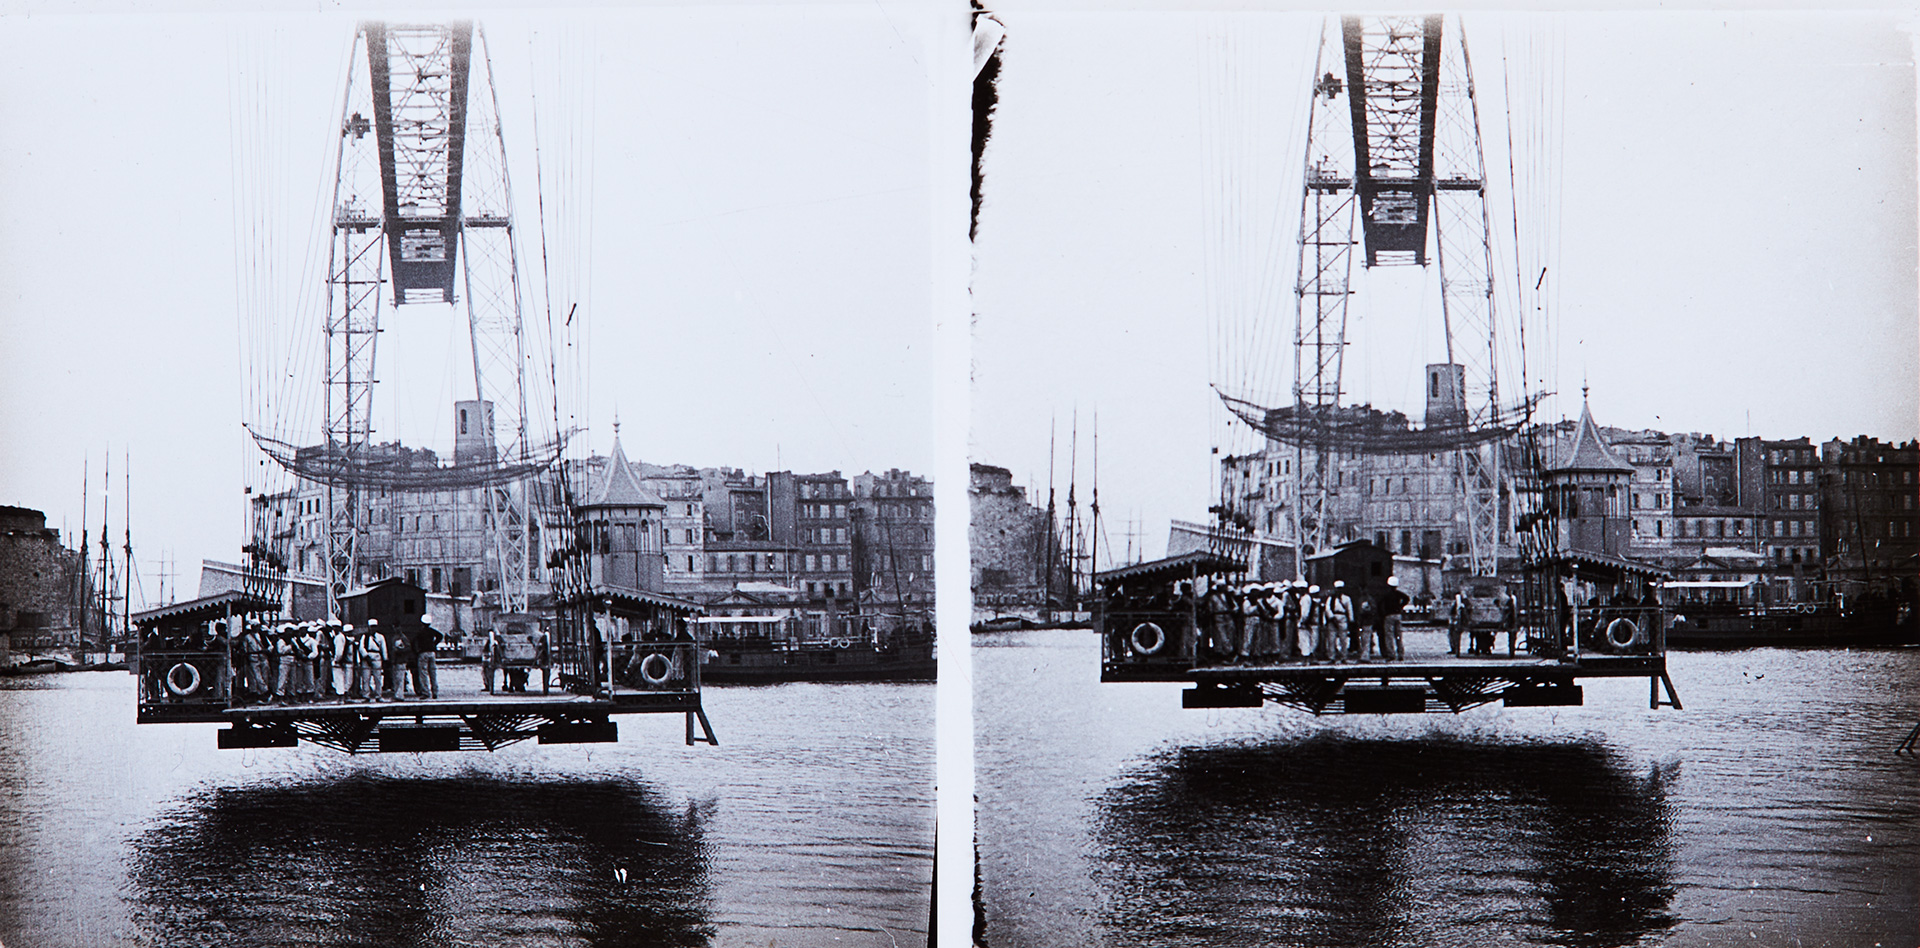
top-left (1261, 674), bottom-right (1513, 714)
top-left (1189, 669), bottom-right (1682, 716)
top-left (221, 706), bottom-right (719, 754)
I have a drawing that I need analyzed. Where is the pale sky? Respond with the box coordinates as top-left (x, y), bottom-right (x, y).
top-left (0, 2), bottom-right (942, 599)
top-left (971, 6), bottom-right (1919, 567)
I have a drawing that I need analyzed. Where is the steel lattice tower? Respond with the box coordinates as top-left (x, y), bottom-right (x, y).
top-left (323, 22), bottom-right (534, 615)
top-left (1290, 15), bottom-right (1504, 575)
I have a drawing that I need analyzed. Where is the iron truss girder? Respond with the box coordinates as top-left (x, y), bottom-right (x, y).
top-left (366, 22), bottom-right (472, 304)
top-left (1341, 14), bottom-right (1442, 266)
top-left (1427, 18), bottom-right (1504, 576)
top-left (457, 29), bottom-right (535, 614)
top-left (324, 51), bottom-right (387, 610)
top-left (1291, 23), bottom-right (1360, 563)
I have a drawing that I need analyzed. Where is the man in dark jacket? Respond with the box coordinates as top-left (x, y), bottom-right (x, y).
top-left (413, 615), bottom-right (442, 700)
top-left (385, 621), bottom-right (413, 701)
top-left (1379, 576), bottom-right (1409, 661)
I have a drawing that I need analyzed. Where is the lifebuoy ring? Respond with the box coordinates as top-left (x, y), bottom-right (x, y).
top-left (165, 662), bottom-right (203, 697)
top-left (1605, 617), bottom-right (1642, 652)
top-left (1130, 621), bottom-right (1167, 656)
top-left (639, 652), bottom-right (675, 686)
top-left (831, 638), bottom-right (850, 650)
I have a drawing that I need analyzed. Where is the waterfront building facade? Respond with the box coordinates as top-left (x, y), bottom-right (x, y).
top-left (853, 469), bottom-right (936, 609)
top-left (1738, 436), bottom-right (1822, 601)
top-left (248, 419), bottom-right (929, 618)
top-left (787, 472), bottom-right (856, 601)
top-left (1819, 436), bottom-right (1920, 593)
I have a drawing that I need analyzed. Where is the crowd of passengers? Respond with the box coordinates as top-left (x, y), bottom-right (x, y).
top-left (143, 616), bottom-right (445, 704)
top-left (1108, 576), bottom-right (1419, 663)
top-left (1111, 573), bottom-right (1691, 664)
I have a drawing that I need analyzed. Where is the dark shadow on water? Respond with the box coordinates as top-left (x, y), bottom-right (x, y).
top-left (1092, 733), bottom-right (1678, 948)
top-left (128, 773), bottom-right (713, 947)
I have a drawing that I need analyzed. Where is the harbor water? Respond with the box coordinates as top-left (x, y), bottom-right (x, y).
top-left (976, 627), bottom-right (1919, 948)
top-left (0, 667), bottom-right (932, 948)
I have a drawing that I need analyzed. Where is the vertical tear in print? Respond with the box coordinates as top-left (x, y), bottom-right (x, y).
top-left (971, 5), bottom-right (1005, 242)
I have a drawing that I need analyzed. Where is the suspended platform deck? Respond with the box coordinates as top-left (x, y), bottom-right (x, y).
top-left (140, 686), bottom-right (718, 754)
top-left (132, 590), bottom-right (718, 754)
top-left (1104, 624), bottom-right (1682, 715)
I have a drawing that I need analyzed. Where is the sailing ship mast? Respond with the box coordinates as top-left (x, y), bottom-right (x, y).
top-left (97, 451), bottom-right (113, 654)
top-left (78, 457), bottom-right (89, 647)
top-left (1043, 418), bottom-right (1056, 611)
top-left (1090, 412), bottom-right (1102, 577)
top-left (121, 449), bottom-right (133, 653)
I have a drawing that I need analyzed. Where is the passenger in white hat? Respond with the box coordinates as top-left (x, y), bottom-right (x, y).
top-left (1327, 581), bottom-right (1354, 662)
top-left (1380, 575), bottom-right (1410, 661)
top-left (1303, 585), bottom-right (1326, 662)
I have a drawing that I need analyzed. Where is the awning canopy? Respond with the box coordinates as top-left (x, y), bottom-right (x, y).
top-left (581, 585), bottom-right (704, 616)
top-left (1095, 550), bottom-right (1245, 587)
top-left (132, 590), bottom-right (278, 626)
top-left (1539, 550), bottom-right (1673, 581)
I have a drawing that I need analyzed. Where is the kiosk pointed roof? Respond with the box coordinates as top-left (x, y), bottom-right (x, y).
top-left (1552, 401), bottom-right (1634, 473)
top-left (585, 436), bottom-right (664, 508)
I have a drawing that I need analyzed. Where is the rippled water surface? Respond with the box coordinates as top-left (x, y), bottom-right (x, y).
top-left (976, 628), bottom-right (1919, 948)
top-left (0, 666), bottom-right (932, 947)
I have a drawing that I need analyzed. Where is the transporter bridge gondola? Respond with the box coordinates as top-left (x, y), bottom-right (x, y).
top-left (1097, 545), bottom-right (1682, 715)
top-left (133, 581), bottom-right (717, 754)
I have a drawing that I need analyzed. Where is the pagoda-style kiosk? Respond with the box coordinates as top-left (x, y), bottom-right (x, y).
top-left (566, 435), bottom-right (715, 743)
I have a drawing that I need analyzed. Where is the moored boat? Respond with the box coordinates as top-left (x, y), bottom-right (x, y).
top-left (1666, 602), bottom-right (1916, 649)
top-left (698, 613), bottom-right (935, 683)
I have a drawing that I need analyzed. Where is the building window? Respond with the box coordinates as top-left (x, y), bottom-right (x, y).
top-left (687, 555), bottom-right (695, 571)
top-left (1656, 521), bottom-right (1664, 538)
